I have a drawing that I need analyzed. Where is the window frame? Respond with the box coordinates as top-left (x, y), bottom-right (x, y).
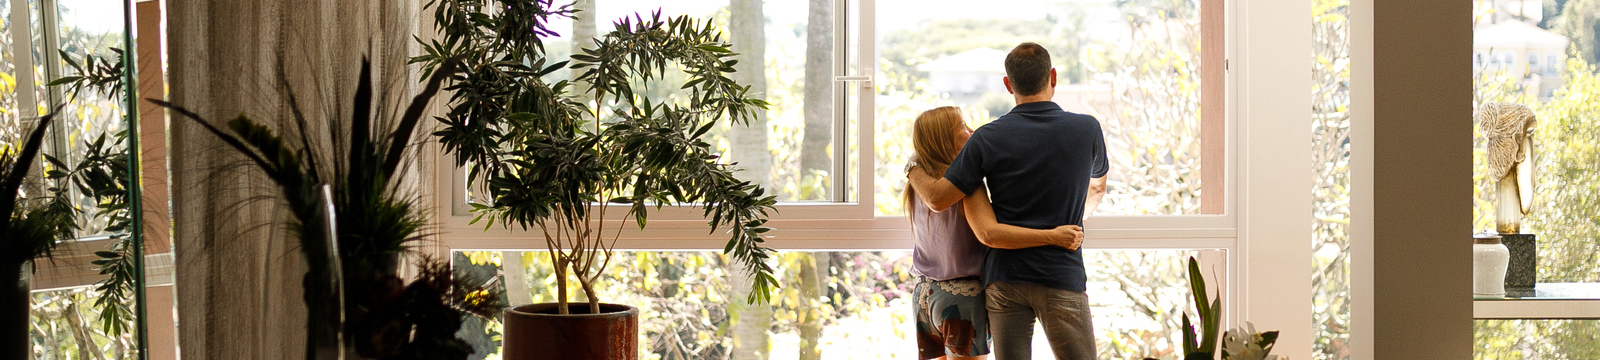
top-left (9, 0), bottom-right (155, 290)
top-left (428, 0), bottom-right (1326, 353)
top-left (434, 0), bottom-right (1238, 246)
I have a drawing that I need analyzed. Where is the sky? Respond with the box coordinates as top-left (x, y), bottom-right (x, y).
top-left (57, 0), bottom-right (128, 35)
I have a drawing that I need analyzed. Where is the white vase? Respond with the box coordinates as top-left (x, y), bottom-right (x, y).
top-left (1474, 235), bottom-right (1510, 297)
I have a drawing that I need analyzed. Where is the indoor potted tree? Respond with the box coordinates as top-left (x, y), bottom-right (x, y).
top-left (1, 112), bottom-right (77, 359)
top-left (413, 2), bottom-right (779, 359)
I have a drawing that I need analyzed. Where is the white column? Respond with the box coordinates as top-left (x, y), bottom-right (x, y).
top-left (1235, 0), bottom-right (1313, 357)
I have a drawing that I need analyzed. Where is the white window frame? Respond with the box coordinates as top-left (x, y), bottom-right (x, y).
top-left (433, 0), bottom-right (1239, 249)
top-left (430, 0), bottom-right (1316, 356)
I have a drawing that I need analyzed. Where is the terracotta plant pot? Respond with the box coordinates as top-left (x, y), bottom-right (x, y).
top-left (503, 303), bottom-right (639, 360)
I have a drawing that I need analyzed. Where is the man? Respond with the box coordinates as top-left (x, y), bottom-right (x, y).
top-left (908, 42), bottom-right (1109, 360)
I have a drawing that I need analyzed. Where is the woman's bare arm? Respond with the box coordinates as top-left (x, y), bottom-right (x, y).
top-left (962, 189), bottom-right (1083, 250)
top-left (908, 167), bottom-right (967, 212)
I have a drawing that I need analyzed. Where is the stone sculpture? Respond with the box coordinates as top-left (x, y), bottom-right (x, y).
top-left (1478, 102), bottom-right (1537, 234)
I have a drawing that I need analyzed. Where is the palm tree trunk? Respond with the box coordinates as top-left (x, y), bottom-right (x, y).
top-left (726, 259), bottom-right (772, 360)
top-left (799, 0), bottom-right (834, 199)
top-left (727, 5), bottom-right (773, 357)
top-left (796, 253), bottom-right (828, 360)
top-left (728, 0), bottom-right (771, 189)
top-left (503, 251), bottom-right (533, 306)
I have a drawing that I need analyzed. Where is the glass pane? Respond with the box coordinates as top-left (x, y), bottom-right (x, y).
top-left (28, 0), bottom-right (47, 116)
top-left (534, 0), bottom-right (844, 203)
top-left (23, 1), bottom-right (142, 357)
top-left (1477, 320), bottom-right (1600, 359)
top-left (873, 0), bottom-right (1205, 216)
top-left (54, 0), bottom-right (129, 237)
top-left (1470, 2), bottom-right (1600, 356)
top-left (0, 1), bottom-right (17, 147)
top-left (453, 249), bottom-right (1204, 359)
top-left (1471, 3), bottom-right (1600, 284)
top-left (30, 287), bottom-right (138, 358)
top-left (1311, 0), bottom-right (1352, 359)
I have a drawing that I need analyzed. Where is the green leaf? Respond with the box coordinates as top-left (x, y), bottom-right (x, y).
top-left (1182, 314), bottom-right (1197, 354)
top-left (46, 76), bottom-right (82, 86)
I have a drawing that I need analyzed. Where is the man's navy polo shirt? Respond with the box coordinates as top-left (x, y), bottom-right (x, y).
top-left (943, 100), bottom-right (1109, 292)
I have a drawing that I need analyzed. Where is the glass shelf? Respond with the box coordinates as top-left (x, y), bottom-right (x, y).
top-left (1475, 283), bottom-right (1600, 319)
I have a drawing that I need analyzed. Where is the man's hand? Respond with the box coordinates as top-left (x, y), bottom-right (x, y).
top-left (1050, 225), bottom-right (1084, 250)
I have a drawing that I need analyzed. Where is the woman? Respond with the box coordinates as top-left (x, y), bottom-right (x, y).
top-left (905, 106), bottom-right (1080, 360)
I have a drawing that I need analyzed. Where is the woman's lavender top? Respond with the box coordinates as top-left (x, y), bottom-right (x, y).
top-left (910, 193), bottom-right (988, 281)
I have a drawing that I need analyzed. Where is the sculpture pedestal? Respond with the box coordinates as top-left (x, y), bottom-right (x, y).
top-left (1501, 233), bottom-right (1537, 294)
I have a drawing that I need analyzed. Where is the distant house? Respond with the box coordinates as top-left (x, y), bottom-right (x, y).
top-left (919, 47), bottom-right (1009, 96)
top-left (1474, 21), bottom-right (1569, 98)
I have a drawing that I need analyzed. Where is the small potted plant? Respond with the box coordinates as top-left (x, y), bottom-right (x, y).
top-left (1170, 256), bottom-right (1281, 360)
top-left (1181, 256), bottom-right (1224, 360)
top-left (413, 1), bottom-right (779, 359)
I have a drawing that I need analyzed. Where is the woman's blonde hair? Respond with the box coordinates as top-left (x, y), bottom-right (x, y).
top-left (904, 106), bottom-right (967, 217)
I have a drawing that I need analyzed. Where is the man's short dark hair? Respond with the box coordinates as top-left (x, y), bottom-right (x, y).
top-left (1004, 43), bottom-right (1053, 96)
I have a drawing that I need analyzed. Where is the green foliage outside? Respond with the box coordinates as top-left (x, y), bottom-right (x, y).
top-left (1471, 1), bottom-right (1595, 354)
top-left (1311, 0), bottom-right (1352, 358)
top-left (1473, 55), bottom-right (1600, 359)
top-left (873, 0), bottom-right (1204, 216)
top-left (1470, 2), bottom-right (1600, 356)
top-left (27, 288), bottom-right (136, 360)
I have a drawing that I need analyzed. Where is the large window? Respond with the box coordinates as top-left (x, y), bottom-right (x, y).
top-left (873, 0), bottom-right (1216, 216)
top-left (520, 0), bottom-right (860, 205)
top-left (13, 0), bottom-right (140, 357)
top-left (1469, 0), bottom-right (1600, 357)
top-left (445, 0), bottom-right (1225, 221)
top-left (434, 0), bottom-right (1242, 358)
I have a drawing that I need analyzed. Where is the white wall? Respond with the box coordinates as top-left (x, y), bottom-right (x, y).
top-left (1235, 0), bottom-right (1313, 356)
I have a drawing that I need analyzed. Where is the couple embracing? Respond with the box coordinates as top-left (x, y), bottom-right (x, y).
top-left (905, 42), bottom-right (1109, 360)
